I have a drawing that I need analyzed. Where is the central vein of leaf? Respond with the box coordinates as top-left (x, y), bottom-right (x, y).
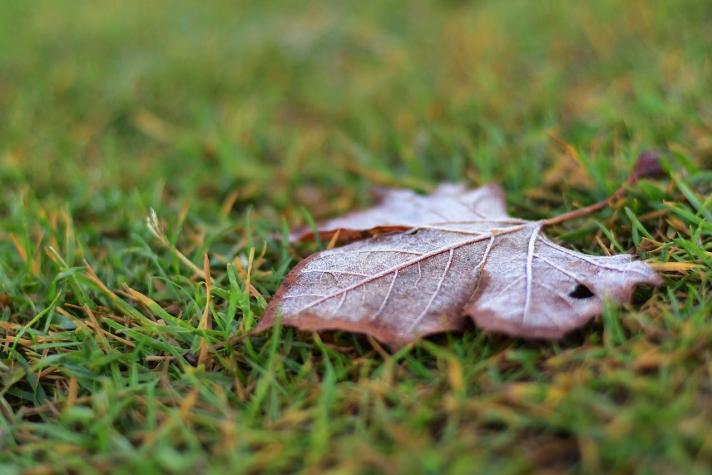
top-left (522, 225), bottom-right (542, 323)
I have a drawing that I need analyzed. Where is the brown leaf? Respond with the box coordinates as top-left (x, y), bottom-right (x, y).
top-left (259, 181), bottom-right (662, 347)
top-left (290, 183), bottom-right (511, 244)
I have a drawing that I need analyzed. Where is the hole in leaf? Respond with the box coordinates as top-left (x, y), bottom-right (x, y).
top-left (569, 284), bottom-right (595, 299)
top-left (632, 285), bottom-right (656, 305)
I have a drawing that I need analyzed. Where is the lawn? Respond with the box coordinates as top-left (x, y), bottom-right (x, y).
top-left (1, 0), bottom-right (711, 473)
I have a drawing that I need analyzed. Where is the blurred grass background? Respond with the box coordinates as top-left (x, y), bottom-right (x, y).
top-left (1, 0), bottom-right (711, 473)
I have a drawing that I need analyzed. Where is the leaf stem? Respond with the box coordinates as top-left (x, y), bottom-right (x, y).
top-left (542, 151), bottom-right (664, 227)
top-left (542, 184), bottom-right (628, 226)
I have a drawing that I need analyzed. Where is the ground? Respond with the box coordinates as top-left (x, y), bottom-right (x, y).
top-left (0, 1), bottom-right (711, 474)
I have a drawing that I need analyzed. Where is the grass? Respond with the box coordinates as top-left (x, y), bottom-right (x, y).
top-left (0, 0), bottom-right (710, 473)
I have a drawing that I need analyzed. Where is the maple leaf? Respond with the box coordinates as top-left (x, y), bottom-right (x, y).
top-left (258, 154), bottom-right (664, 347)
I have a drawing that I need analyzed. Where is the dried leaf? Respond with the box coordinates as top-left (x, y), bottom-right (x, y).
top-left (290, 183), bottom-right (511, 243)
top-left (260, 157), bottom-right (664, 347)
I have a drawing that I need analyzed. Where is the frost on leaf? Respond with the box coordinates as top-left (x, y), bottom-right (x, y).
top-left (260, 170), bottom-right (662, 347)
top-left (289, 183), bottom-right (513, 244)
